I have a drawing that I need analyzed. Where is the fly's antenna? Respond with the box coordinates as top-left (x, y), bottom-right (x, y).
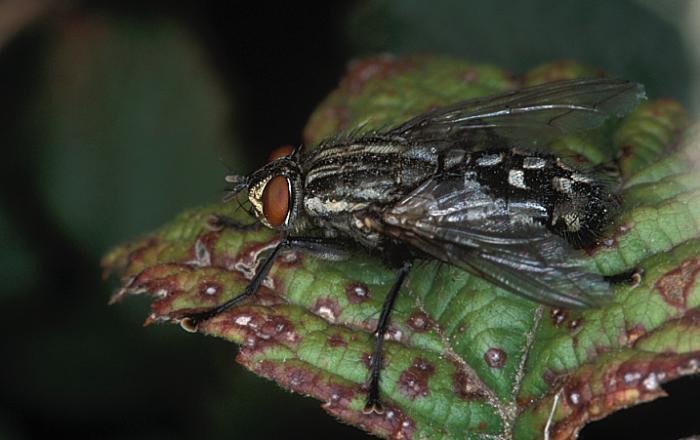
top-left (218, 155), bottom-right (235, 173)
top-left (291, 144), bottom-right (304, 160)
top-left (223, 174), bottom-right (248, 202)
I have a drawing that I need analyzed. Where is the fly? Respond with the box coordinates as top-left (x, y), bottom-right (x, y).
top-left (180, 78), bottom-right (646, 413)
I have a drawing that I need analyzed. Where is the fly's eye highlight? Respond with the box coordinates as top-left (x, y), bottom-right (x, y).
top-left (262, 175), bottom-right (290, 227)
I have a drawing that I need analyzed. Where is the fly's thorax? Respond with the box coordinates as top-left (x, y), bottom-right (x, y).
top-left (301, 141), bottom-right (436, 218)
top-left (466, 149), bottom-right (618, 248)
top-left (246, 157), bottom-right (304, 230)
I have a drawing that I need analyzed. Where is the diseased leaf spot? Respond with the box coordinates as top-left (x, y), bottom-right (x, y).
top-left (346, 404), bottom-right (416, 440)
top-left (189, 233), bottom-right (217, 267)
top-left (278, 250), bottom-right (302, 266)
top-left (327, 333), bottom-right (347, 348)
top-left (452, 369), bottom-right (486, 400)
top-left (542, 369), bottom-right (558, 385)
top-left (642, 372), bottom-right (659, 391)
top-left (313, 297), bottom-right (341, 323)
top-left (406, 311), bottom-right (434, 332)
top-left (345, 282), bottom-right (370, 304)
top-left (484, 348), bottom-right (507, 368)
top-left (225, 311), bottom-right (298, 350)
top-left (234, 315), bottom-right (253, 326)
top-left (655, 258), bottom-right (700, 309)
top-left (198, 280), bottom-right (221, 297)
top-left (592, 222), bottom-right (634, 253)
top-left (322, 384), bottom-right (359, 412)
top-left (550, 308), bottom-right (568, 327)
top-left (563, 379), bottom-right (587, 407)
top-left (625, 324), bottom-right (647, 345)
top-left (568, 317), bottom-right (583, 331)
top-left (681, 308), bottom-right (700, 325)
top-left (384, 327), bottom-right (403, 342)
top-left (397, 358), bottom-right (435, 399)
top-left (288, 367), bottom-right (314, 391)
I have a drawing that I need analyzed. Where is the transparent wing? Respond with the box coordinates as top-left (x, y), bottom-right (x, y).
top-left (382, 177), bottom-right (611, 308)
top-left (384, 78), bottom-right (645, 148)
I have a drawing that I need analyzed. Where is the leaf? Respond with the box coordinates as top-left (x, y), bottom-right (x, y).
top-left (103, 56), bottom-right (699, 439)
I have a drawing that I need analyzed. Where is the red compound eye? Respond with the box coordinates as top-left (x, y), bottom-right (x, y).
top-left (268, 145), bottom-right (294, 162)
top-left (262, 175), bottom-right (290, 227)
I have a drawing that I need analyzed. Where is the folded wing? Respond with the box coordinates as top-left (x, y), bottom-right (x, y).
top-left (384, 78), bottom-right (645, 149)
top-left (381, 176), bottom-right (611, 308)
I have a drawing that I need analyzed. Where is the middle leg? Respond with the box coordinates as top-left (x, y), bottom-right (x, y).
top-left (364, 260), bottom-right (413, 414)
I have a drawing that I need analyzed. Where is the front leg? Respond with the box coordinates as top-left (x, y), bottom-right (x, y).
top-left (180, 235), bottom-right (289, 332)
top-left (180, 235), bottom-right (356, 332)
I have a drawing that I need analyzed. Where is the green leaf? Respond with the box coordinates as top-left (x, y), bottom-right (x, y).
top-left (103, 56), bottom-right (698, 439)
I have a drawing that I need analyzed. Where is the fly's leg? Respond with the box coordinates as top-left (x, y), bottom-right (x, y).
top-left (603, 267), bottom-right (643, 287)
top-left (364, 260), bottom-right (413, 414)
top-left (180, 236), bottom-right (355, 332)
top-left (180, 236), bottom-right (288, 332)
top-left (206, 214), bottom-right (261, 231)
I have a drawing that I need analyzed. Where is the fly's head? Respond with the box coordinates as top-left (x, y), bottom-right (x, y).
top-left (225, 152), bottom-right (304, 231)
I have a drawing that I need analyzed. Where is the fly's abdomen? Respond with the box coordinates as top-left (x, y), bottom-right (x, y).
top-left (463, 149), bottom-right (618, 248)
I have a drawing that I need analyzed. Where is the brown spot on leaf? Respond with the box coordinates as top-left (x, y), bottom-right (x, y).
top-left (681, 308), bottom-right (700, 325)
top-left (516, 395), bottom-right (536, 407)
top-left (452, 369), bottom-right (486, 400)
top-left (244, 358), bottom-right (343, 399)
top-left (381, 326), bottom-right (403, 343)
top-left (346, 282), bottom-right (370, 304)
top-left (333, 403), bottom-right (416, 440)
top-left (547, 352), bottom-right (700, 440)
top-left (620, 143), bottom-right (634, 159)
top-left (589, 222), bottom-right (634, 254)
top-left (568, 318), bottom-right (583, 331)
top-left (313, 297), bottom-right (342, 323)
top-left (397, 358), bottom-right (435, 399)
top-left (563, 378), bottom-right (589, 407)
top-left (542, 369), bottom-right (558, 386)
top-left (248, 354), bottom-right (416, 440)
top-left (550, 308), bottom-right (568, 327)
top-left (198, 280), bottom-right (222, 298)
top-left (484, 348), bottom-right (507, 368)
top-left (327, 333), bottom-right (347, 348)
top-left (205, 309), bottom-right (298, 352)
top-left (406, 311), bottom-right (434, 332)
top-left (655, 258), bottom-right (700, 309)
top-left (189, 231), bottom-right (219, 266)
top-left (277, 250), bottom-right (303, 267)
top-left (287, 367), bottom-right (314, 392)
top-left (625, 324), bottom-right (647, 346)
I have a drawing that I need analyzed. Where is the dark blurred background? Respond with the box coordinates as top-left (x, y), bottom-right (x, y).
top-left (1, 1), bottom-right (698, 439)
